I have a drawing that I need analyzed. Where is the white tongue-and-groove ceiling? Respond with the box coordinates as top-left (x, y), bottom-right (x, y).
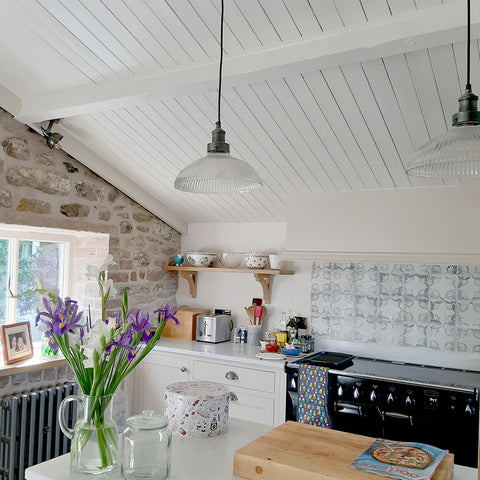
top-left (0, 0), bottom-right (479, 233)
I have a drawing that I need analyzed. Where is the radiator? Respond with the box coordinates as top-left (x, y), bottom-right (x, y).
top-left (0, 382), bottom-right (78, 480)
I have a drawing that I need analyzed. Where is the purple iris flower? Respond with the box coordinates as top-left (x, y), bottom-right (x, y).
top-left (106, 328), bottom-right (133, 355)
top-left (132, 309), bottom-right (153, 342)
top-left (154, 302), bottom-right (180, 326)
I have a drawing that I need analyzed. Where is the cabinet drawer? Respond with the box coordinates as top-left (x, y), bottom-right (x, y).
top-left (192, 360), bottom-right (275, 393)
top-left (228, 388), bottom-right (274, 425)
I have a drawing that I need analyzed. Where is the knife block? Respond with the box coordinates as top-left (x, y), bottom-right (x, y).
top-left (161, 307), bottom-right (210, 340)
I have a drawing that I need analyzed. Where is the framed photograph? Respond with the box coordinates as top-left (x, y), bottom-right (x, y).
top-left (1, 322), bottom-right (34, 365)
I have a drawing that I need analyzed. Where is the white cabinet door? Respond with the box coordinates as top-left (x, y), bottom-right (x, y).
top-left (133, 351), bottom-right (191, 414)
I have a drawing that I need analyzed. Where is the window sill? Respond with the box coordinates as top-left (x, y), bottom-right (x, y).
top-left (0, 346), bottom-right (67, 377)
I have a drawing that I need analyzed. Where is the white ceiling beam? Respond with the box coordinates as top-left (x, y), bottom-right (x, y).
top-left (0, 84), bottom-right (22, 118)
top-left (14, 2), bottom-right (478, 123)
top-left (26, 122), bottom-right (189, 234)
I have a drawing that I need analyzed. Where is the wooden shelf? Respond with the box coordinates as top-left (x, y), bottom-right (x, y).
top-left (162, 266), bottom-right (293, 304)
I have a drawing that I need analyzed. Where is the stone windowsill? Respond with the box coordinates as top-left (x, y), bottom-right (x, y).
top-left (0, 345), bottom-right (67, 377)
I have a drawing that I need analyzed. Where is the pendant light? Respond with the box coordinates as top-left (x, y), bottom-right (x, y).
top-left (174, 0), bottom-right (263, 193)
top-left (406, 0), bottom-right (480, 177)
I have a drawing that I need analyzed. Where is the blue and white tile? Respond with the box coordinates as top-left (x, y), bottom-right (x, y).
top-left (355, 264), bottom-right (378, 296)
top-left (457, 301), bottom-right (480, 328)
top-left (310, 317), bottom-right (330, 337)
top-left (352, 317), bottom-right (377, 343)
top-left (458, 276), bottom-right (480, 301)
top-left (404, 274), bottom-right (429, 299)
top-left (331, 293), bottom-right (355, 318)
top-left (340, 318), bottom-right (357, 342)
top-left (404, 296), bottom-right (430, 325)
top-left (428, 325), bottom-right (455, 351)
top-left (331, 263), bottom-right (354, 294)
top-left (379, 272), bottom-right (403, 297)
top-left (468, 266), bottom-right (480, 280)
top-left (378, 263), bottom-right (395, 273)
top-left (455, 328), bottom-right (480, 353)
top-left (378, 296), bottom-right (403, 321)
top-left (429, 273), bottom-right (457, 303)
top-left (355, 295), bottom-right (378, 320)
top-left (430, 302), bottom-right (456, 326)
top-left (310, 303), bottom-right (331, 321)
top-left (403, 324), bottom-right (427, 348)
top-left (377, 319), bottom-right (403, 346)
top-left (310, 283), bottom-right (330, 303)
top-left (399, 264), bottom-right (416, 273)
top-left (329, 317), bottom-right (343, 339)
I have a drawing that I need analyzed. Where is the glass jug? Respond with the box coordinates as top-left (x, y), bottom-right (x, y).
top-left (121, 410), bottom-right (171, 480)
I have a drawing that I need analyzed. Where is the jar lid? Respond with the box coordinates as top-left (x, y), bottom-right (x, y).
top-left (126, 410), bottom-right (168, 430)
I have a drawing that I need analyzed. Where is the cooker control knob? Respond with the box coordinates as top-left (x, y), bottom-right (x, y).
top-left (465, 400), bottom-right (475, 415)
top-left (337, 384), bottom-right (344, 397)
top-left (353, 386), bottom-right (360, 399)
top-left (370, 389), bottom-right (377, 402)
top-left (405, 395), bottom-right (414, 407)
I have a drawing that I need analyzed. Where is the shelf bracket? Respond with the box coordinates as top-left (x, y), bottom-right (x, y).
top-left (179, 271), bottom-right (197, 298)
top-left (254, 274), bottom-right (272, 304)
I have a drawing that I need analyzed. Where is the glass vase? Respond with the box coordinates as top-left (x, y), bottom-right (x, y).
top-left (59, 393), bottom-right (118, 475)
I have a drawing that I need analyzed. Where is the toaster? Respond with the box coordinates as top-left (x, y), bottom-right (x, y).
top-left (196, 313), bottom-right (231, 343)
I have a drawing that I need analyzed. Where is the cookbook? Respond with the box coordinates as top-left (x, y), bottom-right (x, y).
top-left (350, 439), bottom-right (449, 479)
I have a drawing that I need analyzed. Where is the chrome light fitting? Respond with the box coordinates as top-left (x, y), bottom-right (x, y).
top-left (174, 0), bottom-right (263, 193)
top-left (406, 0), bottom-right (480, 177)
top-left (41, 119), bottom-right (63, 150)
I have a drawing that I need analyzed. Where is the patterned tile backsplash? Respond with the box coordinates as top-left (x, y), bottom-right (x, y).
top-left (310, 262), bottom-right (480, 353)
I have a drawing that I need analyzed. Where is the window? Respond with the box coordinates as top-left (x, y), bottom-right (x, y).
top-left (0, 227), bottom-right (72, 342)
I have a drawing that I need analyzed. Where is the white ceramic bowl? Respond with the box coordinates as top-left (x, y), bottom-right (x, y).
top-left (218, 252), bottom-right (243, 268)
top-left (244, 253), bottom-right (268, 269)
top-left (185, 252), bottom-right (217, 267)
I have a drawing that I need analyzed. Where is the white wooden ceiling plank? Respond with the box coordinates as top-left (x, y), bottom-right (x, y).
top-left (405, 49), bottom-right (453, 186)
top-left (453, 40), bottom-right (480, 95)
top-left (96, 0), bottom-right (176, 69)
top-left (301, 70), bottom-right (368, 190)
top-left (163, 0), bottom-right (219, 60)
top-left (341, 62), bottom-right (409, 188)
top-left (144, 0), bottom-right (211, 62)
top-left (381, 54), bottom-right (436, 187)
top-left (122, 0), bottom-right (193, 66)
top-left (11, 0), bottom-right (105, 85)
top-left (416, 0), bottom-right (443, 8)
top-left (256, 0), bottom-right (302, 41)
top-left (235, 82), bottom-right (321, 192)
top-left (429, 44), bottom-right (463, 127)
top-left (57, 0), bottom-right (145, 73)
top-left (333, 0), bottom-right (367, 26)
top-left (321, 67), bottom-right (388, 189)
top-left (57, 118), bottom-right (188, 229)
top-left (360, 0), bottom-right (391, 21)
top-left (36, 0), bottom-right (134, 75)
top-left (217, 89), bottom-right (296, 196)
top-left (387, 0), bottom-right (417, 15)
top-left (307, 0), bottom-right (343, 30)
top-left (360, 58), bottom-right (427, 188)
top-left (0, 21), bottom-right (81, 93)
top-left (284, 74), bottom-right (361, 190)
top-left (266, 77), bottom-right (343, 191)
top-left (175, 91), bottom-right (268, 222)
top-left (233, 0), bottom-right (280, 46)
top-left (0, 60), bottom-right (47, 99)
top-left (283, 1), bottom-right (322, 37)
top-left (85, 112), bottom-right (226, 222)
top-left (187, 0), bottom-right (252, 54)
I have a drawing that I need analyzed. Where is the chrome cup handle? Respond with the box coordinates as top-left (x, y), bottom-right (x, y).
top-left (58, 394), bottom-right (83, 439)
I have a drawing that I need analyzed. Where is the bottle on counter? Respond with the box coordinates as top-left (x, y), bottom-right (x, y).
top-left (286, 316), bottom-right (297, 344)
top-left (276, 311), bottom-right (288, 347)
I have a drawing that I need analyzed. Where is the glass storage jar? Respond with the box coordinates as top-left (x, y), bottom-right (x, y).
top-left (121, 410), bottom-right (171, 480)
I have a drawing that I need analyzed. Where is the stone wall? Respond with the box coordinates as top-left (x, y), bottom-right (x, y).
top-left (0, 108), bottom-right (180, 316)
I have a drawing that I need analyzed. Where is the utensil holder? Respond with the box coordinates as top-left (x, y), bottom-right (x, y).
top-left (247, 325), bottom-right (262, 346)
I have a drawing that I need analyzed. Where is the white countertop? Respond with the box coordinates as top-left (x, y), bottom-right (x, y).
top-left (25, 418), bottom-right (477, 480)
top-left (153, 337), bottom-right (290, 368)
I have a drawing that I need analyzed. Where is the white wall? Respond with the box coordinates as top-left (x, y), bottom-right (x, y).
top-left (179, 223), bottom-right (311, 332)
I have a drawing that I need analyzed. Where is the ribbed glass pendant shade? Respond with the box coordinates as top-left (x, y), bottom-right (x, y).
top-left (406, 126), bottom-right (480, 177)
top-left (174, 152), bottom-right (263, 193)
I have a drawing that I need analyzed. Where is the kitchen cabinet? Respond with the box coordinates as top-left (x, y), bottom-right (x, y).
top-left (134, 347), bottom-right (286, 426)
top-left (133, 350), bottom-right (192, 414)
top-left (162, 266), bottom-right (293, 304)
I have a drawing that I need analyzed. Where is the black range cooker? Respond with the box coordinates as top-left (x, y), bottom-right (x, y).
top-left (285, 351), bottom-right (480, 468)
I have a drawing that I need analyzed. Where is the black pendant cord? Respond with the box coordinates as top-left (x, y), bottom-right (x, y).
top-left (217, 0), bottom-right (224, 125)
top-left (467, 0), bottom-right (471, 90)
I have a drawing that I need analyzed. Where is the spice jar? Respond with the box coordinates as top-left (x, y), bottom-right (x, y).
top-left (121, 410), bottom-right (171, 480)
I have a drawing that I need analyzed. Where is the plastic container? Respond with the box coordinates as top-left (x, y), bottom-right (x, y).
top-left (121, 410), bottom-right (171, 480)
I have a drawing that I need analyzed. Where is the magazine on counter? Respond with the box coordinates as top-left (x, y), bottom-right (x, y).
top-left (350, 439), bottom-right (449, 480)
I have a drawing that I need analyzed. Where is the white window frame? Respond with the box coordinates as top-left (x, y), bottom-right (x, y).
top-left (0, 227), bottom-right (74, 325)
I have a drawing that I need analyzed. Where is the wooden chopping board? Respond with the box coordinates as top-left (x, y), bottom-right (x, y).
top-left (234, 421), bottom-right (453, 480)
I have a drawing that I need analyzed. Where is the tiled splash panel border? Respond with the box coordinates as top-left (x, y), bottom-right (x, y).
top-left (310, 263), bottom-right (480, 353)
